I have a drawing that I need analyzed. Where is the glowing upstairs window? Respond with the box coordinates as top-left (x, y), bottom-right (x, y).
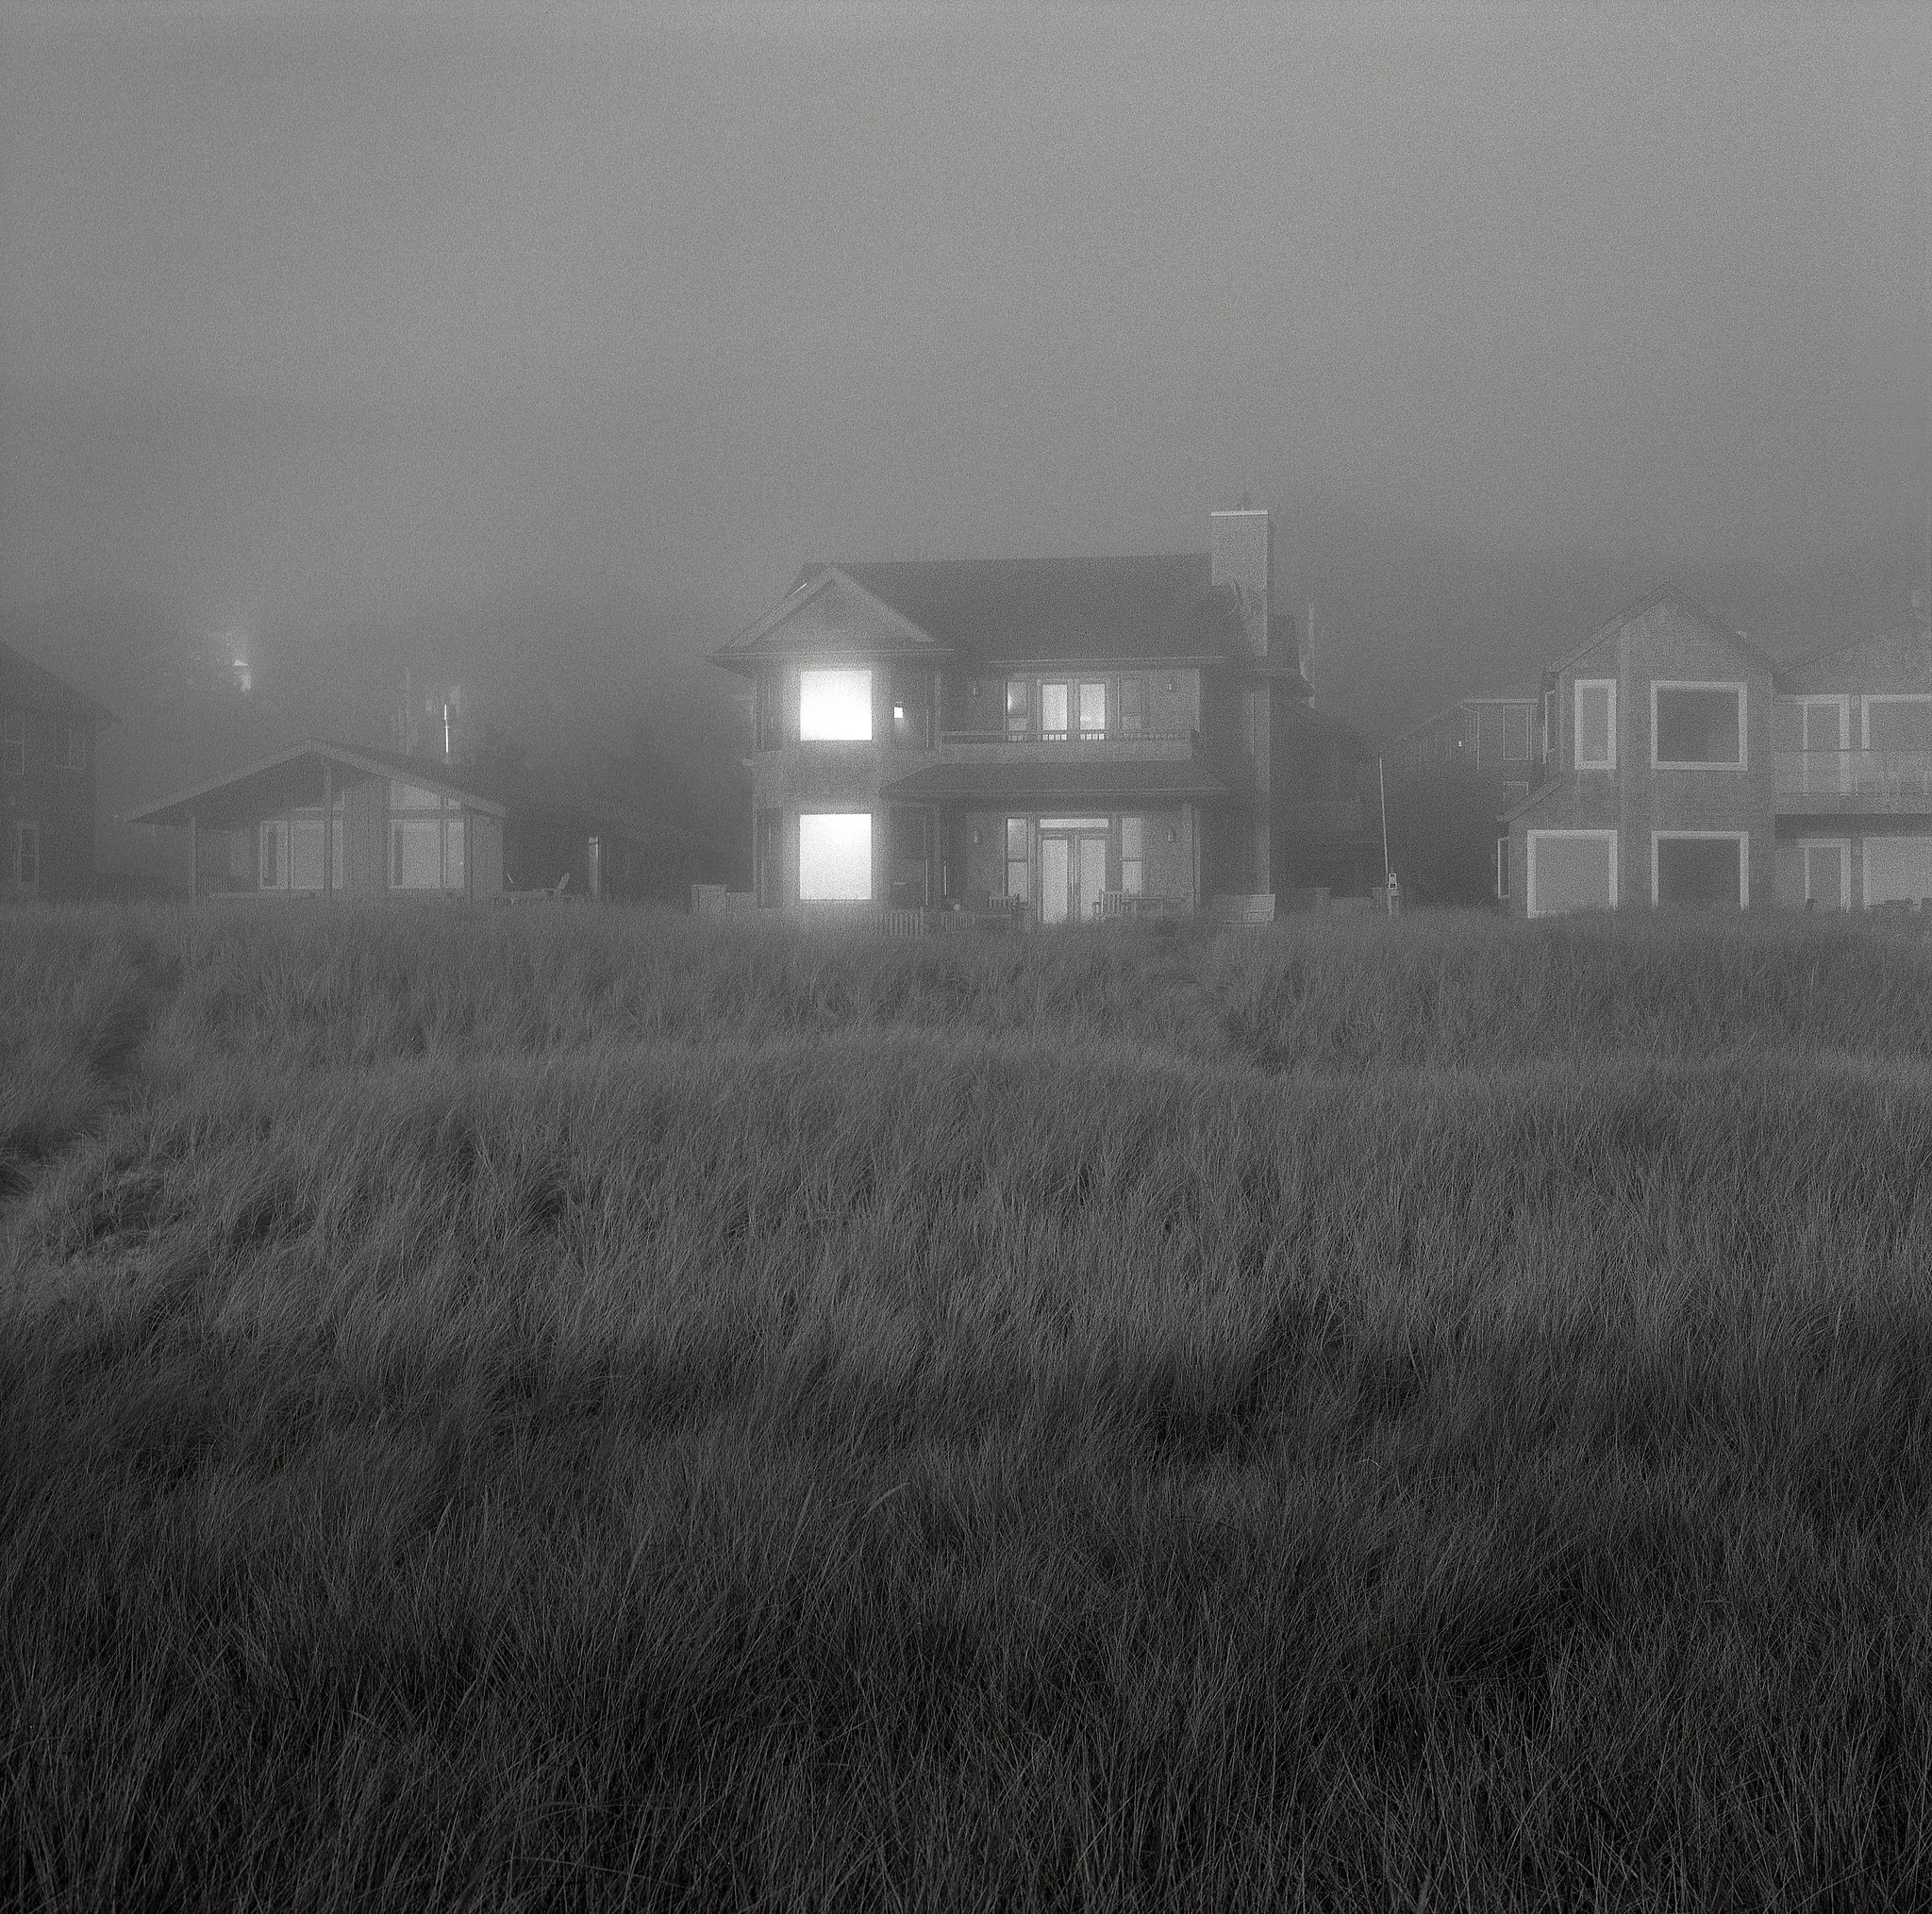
top-left (798, 669), bottom-right (874, 741)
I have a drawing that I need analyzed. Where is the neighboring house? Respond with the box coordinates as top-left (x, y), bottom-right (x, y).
top-left (1502, 587), bottom-right (1932, 917)
top-left (1382, 680), bottom-right (1543, 903)
top-left (1, 641), bottom-right (115, 901)
top-left (122, 740), bottom-right (650, 902)
top-left (710, 508), bottom-right (1381, 923)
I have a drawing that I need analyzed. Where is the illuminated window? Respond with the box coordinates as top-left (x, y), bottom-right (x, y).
top-left (798, 669), bottom-right (873, 741)
top-left (1040, 683), bottom-right (1070, 741)
top-left (1078, 682), bottom-right (1107, 738)
top-left (1653, 685), bottom-right (1743, 768)
top-left (1007, 680), bottom-right (1029, 739)
top-left (1574, 682), bottom-right (1616, 770)
top-left (798, 812), bottom-right (872, 900)
top-left (1121, 816), bottom-right (1144, 894)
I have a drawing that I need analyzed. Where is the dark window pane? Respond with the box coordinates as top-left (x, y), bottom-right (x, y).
top-left (1655, 689), bottom-right (1740, 764)
top-left (1656, 836), bottom-right (1741, 906)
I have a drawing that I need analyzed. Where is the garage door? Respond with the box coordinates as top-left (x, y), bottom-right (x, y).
top-left (1527, 831), bottom-right (1617, 916)
top-left (1863, 837), bottom-right (1932, 907)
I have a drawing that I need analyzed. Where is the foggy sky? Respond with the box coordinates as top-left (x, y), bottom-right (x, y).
top-left (2, 0), bottom-right (1927, 795)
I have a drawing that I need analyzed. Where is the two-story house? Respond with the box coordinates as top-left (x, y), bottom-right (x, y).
top-left (2, 641), bottom-right (115, 901)
top-left (710, 509), bottom-right (1382, 923)
top-left (1503, 588), bottom-right (1932, 917)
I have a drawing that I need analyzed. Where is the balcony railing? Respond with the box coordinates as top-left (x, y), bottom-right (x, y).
top-left (1774, 751), bottom-right (1932, 804)
top-left (935, 727), bottom-right (1204, 765)
top-left (941, 727), bottom-right (1197, 746)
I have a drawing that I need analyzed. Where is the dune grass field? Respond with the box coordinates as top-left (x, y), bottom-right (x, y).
top-left (5, 900), bottom-right (1932, 1911)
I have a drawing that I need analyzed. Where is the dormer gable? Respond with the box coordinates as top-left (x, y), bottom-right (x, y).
top-left (711, 566), bottom-right (952, 675)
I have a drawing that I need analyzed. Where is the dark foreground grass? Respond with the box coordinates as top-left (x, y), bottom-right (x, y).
top-left (5, 903), bottom-right (1932, 1910)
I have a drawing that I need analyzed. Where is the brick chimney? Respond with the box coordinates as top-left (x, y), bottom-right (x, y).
top-left (1210, 507), bottom-right (1271, 657)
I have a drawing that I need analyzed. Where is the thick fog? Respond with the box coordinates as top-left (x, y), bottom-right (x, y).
top-left (2, 0), bottom-right (1926, 841)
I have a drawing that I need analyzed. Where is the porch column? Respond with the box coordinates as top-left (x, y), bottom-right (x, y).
top-left (323, 759), bottom-right (334, 900)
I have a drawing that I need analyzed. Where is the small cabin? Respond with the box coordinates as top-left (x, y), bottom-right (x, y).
top-left (122, 740), bottom-right (646, 902)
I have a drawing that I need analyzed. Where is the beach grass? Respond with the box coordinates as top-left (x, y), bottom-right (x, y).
top-left (5, 901), bottom-right (1931, 1910)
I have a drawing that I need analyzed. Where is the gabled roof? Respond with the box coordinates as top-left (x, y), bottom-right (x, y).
top-left (122, 739), bottom-right (646, 834)
top-left (712, 566), bottom-right (953, 673)
top-left (716, 553), bottom-right (1288, 674)
top-left (1383, 677), bottom-right (1542, 751)
top-left (0, 641), bottom-right (116, 724)
top-left (1776, 619), bottom-right (1932, 694)
top-left (1541, 585), bottom-right (1782, 679)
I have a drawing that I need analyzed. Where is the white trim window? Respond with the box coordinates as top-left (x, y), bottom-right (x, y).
top-left (1798, 696), bottom-right (1851, 794)
top-left (1653, 682), bottom-right (1746, 770)
top-left (1799, 839), bottom-right (1851, 911)
top-left (1574, 680), bottom-right (1617, 771)
top-left (1078, 682), bottom-right (1107, 739)
top-left (798, 668), bottom-right (874, 742)
top-left (798, 811), bottom-right (872, 901)
top-left (1861, 836), bottom-right (1932, 909)
top-left (12, 820), bottom-right (39, 890)
top-left (1526, 828), bottom-right (1617, 916)
top-left (1502, 705), bottom-right (1530, 762)
top-left (1652, 831), bottom-right (1748, 908)
top-left (1860, 694), bottom-right (1932, 753)
top-left (1120, 815), bottom-right (1144, 895)
top-left (1, 709), bottom-right (23, 777)
top-left (388, 781), bottom-right (466, 891)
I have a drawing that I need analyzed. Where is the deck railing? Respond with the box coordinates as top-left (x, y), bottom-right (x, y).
top-left (939, 727), bottom-right (1197, 746)
top-left (1774, 751), bottom-right (1932, 799)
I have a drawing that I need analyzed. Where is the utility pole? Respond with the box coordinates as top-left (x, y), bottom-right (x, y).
top-left (1378, 756), bottom-right (1394, 916)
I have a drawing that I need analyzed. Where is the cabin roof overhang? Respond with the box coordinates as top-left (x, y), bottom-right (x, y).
top-left (122, 740), bottom-right (514, 829)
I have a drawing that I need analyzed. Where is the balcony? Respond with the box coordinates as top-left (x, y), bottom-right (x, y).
top-left (1774, 751), bottom-right (1932, 814)
top-left (935, 726), bottom-right (1202, 765)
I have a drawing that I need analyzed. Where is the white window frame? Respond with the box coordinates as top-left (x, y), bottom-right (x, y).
top-left (1502, 705), bottom-right (1529, 762)
top-left (1574, 680), bottom-right (1617, 771)
top-left (2, 709), bottom-right (24, 777)
top-left (1796, 695), bottom-right (1851, 793)
top-left (1798, 838), bottom-right (1852, 910)
top-left (1651, 680), bottom-right (1747, 771)
top-left (1120, 815), bottom-right (1144, 896)
top-left (797, 667), bottom-right (874, 743)
top-left (1860, 835), bottom-right (1932, 910)
top-left (1526, 828), bottom-right (1618, 917)
top-left (386, 787), bottom-right (465, 892)
top-left (1859, 693), bottom-right (1932, 750)
top-left (1651, 830), bottom-right (1749, 908)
